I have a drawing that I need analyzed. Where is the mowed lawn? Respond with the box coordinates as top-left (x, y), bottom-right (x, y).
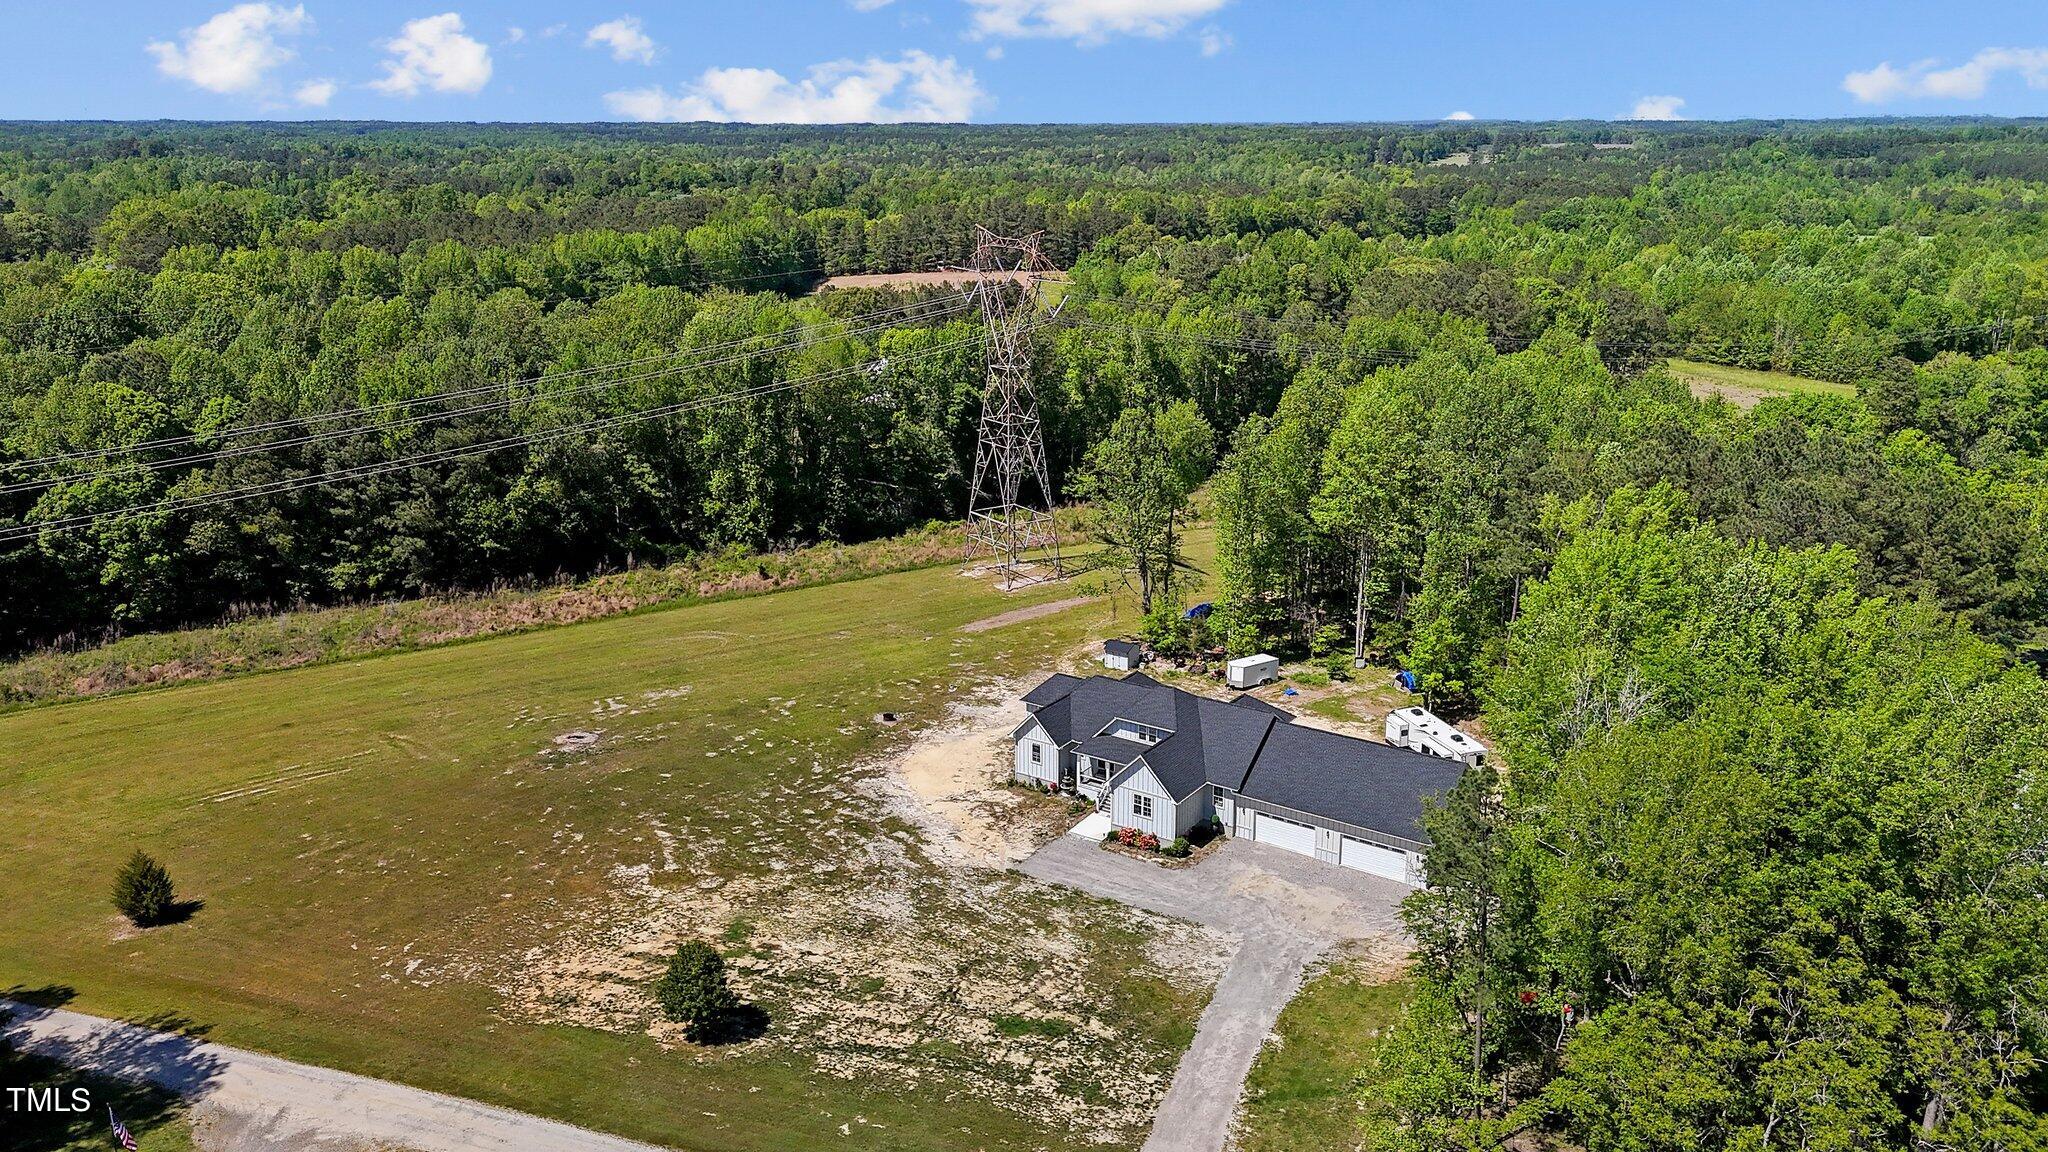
top-left (0, 560), bottom-right (1210, 1152)
top-left (1234, 957), bottom-right (1413, 1152)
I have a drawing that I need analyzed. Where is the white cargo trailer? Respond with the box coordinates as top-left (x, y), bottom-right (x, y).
top-left (1226, 653), bottom-right (1280, 689)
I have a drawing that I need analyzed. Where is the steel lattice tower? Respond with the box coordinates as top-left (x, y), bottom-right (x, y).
top-left (963, 227), bottom-right (1061, 585)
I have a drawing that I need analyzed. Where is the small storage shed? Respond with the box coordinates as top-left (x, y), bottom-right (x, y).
top-left (1102, 638), bottom-right (1141, 671)
top-left (1226, 653), bottom-right (1281, 689)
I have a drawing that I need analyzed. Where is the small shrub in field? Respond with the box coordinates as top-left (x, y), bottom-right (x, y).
top-left (653, 940), bottom-right (739, 1040)
top-left (112, 851), bottom-right (175, 926)
top-left (1163, 837), bottom-right (1191, 858)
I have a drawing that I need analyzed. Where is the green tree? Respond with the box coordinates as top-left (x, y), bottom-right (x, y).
top-left (1074, 400), bottom-right (1215, 614)
top-left (653, 940), bottom-right (739, 1041)
top-left (111, 850), bottom-right (176, 927)
top-left (1313, 375), bottom-right (1422, 666)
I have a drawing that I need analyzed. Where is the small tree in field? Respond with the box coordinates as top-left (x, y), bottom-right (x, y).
top-left (653, 941), bottom-right (738, 1040)
top-left (112, 851), bottom-right (176, 926)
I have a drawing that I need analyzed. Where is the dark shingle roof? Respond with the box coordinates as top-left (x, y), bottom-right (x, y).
top-left (1104, 639), bottom-right (1141, 659)
top-left (1016, 670), bottom-right (1466, 845)
top-left (1239, 721), bottom-right (1465, 844)
top-left (1228, 694), bottom-right (1296, 721)
top-left (1013, 694), bottom-right (1071, 743)
top-left (1074, 734), bottom-right (1144, 765)
top-left (1023, 673), bottom-right (1084, 711)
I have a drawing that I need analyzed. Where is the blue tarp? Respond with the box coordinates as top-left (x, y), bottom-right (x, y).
top-left (1395, 669), bottom-right (1419, 692)
top-left (1183, 602), bottom-right (1213, 620)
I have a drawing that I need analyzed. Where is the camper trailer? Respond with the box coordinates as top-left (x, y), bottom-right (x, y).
top-left (1384, 705), bottom-right (1487, 766)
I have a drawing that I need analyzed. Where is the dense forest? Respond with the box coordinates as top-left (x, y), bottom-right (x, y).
top-left (5, 119), bottom-right (2048, 1149)
top-left (6, 120), bottom-right (2048, 654)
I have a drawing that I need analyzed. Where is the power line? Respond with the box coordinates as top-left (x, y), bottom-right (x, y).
top-left (1, 294), bottom-right (972, 495)
top-left (0, 333), bottom-right (990, 545)
top-left (3, 291), bottom-right (972, 477)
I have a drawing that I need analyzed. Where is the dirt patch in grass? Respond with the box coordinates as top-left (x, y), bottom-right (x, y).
top-left (959, 597), bottom-right (1093, 635)
top-left (875, 682), bottom-right (1078, 867)
top-left (440, 667), bottom-right (1227, 1146)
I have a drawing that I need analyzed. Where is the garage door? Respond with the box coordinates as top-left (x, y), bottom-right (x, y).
top-left (1252, 811), bottom-right (1316, 857)
top-left (1340, 835), bottom-right (1413, 885)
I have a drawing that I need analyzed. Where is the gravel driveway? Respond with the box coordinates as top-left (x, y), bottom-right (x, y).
top-left (1018, 835), bottom-right (1408, 1152)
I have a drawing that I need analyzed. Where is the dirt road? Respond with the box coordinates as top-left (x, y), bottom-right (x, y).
top-left (2, 1001), bottom-right (668, 1152)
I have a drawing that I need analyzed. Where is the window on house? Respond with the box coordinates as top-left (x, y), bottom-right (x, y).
top-left (1030, 743), bottom-right (1042, 764)
top-left (1132, 795), bottom-right (1154, 820)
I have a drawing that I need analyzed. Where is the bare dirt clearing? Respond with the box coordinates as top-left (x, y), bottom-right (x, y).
top-left (960, 596), bottom-right (1092, 635)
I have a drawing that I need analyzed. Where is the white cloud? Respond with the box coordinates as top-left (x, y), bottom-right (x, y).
top-left (605, 51), bottom-right (985, 124)
top-left (294, 77), bottom-right (337, 106)
top-left (985, 45), bottom-right (1005, 60)
top-left (504, 26), bottom-right (526, 44)
top-left (851, 0), bottom-right (897, 9)
top-left (585, 16), bottom-right (658, 65)
top-left (1622, 94), bottom-right (1686, 120)
top-left (966, 0), bottom-right (1229, 44)
top-left (1444, 110), bottom-right (1475, 121)
top-left (1844, 48), bottom-right (2048, 103)
top-left (1198, 25), bottom-right (1231, 56)
top-left (147, 3), bottom-right (311, 95)
top-left (372, 13), bottom-right (492, 96)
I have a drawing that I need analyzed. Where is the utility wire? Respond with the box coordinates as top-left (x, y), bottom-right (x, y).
top-left (0, 294), bottom-right (972, 495)
top-left (0, 331), bottom-right (995, 544)
top-left (3, 291), bottom-right (972, 476)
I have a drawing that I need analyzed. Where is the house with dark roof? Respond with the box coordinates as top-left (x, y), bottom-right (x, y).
top-left (1011, 671), bottom-right (1465, 885)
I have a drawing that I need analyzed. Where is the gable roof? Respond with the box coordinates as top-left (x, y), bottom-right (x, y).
top-left (1023, 673), bottom-right (1084, 711)
top-left (1104, 639), bottom-right (1141, 659)
top-left (1240, 721), bottom-right (1465, 844)
top-left (1016, 670), bottom-right (1464, 843)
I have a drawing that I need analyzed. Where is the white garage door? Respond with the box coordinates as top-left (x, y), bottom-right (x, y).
top-left (1340, 835), bottom-right (1413, 885)
top-left (1253, 811), bottom-right (1316, 857)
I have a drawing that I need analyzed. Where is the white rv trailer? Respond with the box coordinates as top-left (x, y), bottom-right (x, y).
top-left (1384, 705), bottom-right (1488, 766)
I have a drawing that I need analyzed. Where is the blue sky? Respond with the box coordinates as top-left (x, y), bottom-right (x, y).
top-left (4, 1), bottom-right (2047, 123)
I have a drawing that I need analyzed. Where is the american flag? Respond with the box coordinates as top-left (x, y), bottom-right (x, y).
top-left (109, 1105), bottom-right (138, 1151)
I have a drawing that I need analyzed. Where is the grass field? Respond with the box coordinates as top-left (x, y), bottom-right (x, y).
top-left (0, 555), bottom-right (1220, 1152)
top-left (1666, 358), bottom-right (1859, 408)
top-left (1233, 957), bottom-right (1413, 1152)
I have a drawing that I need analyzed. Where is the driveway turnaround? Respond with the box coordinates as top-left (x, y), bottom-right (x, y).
top-left (2, 1001), bottom-right (668, 1152)
top-left (1018, 835), bottom-right (1407, 1152)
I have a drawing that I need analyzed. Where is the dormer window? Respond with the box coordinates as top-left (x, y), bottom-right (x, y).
top-left (1103, 718), bottom-right (1169, 744)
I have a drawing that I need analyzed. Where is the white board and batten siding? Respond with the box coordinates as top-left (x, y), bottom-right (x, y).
top-left (1013, 719), bottom-right (1057, 786)
top-left (1110, 763), bottom-right (1174, 841)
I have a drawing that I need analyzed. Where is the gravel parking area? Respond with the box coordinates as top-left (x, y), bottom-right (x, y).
top-left (1018, 834), bottom-right (1409, 1152)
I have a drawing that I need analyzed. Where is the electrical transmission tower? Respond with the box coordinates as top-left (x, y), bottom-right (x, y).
top-left (963, 227), bottom-right (1061, 586)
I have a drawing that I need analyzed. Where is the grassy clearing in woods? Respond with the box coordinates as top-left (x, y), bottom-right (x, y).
top-left (1666, 358), bottom-right (1859, 408)
top-left (0, 553), bottom-right (1221, 1152)
top-left (1233, 956), bottom-right (1414, 1152)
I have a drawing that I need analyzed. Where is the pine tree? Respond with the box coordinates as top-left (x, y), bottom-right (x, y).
top-left (653, 941), bottom-right (739, 1041)
top-left (112, 850), bottom-right (176, 927)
